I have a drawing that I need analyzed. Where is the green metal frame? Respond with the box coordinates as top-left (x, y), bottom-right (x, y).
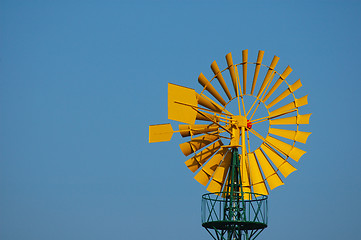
top-left (201, 148), bottom-right (268, 240)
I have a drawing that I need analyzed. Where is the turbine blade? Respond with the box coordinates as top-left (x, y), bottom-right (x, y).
top-left (254, 148), bottom-right (284, 190)
top-left (269, 128), bottom-right (312, 144)
top-left (265, 136), bottom-right (306, 162)
top-left (257, 55), bottom-right (280, 98)
top-left (149, 124), bottom-right (174, 143)
top-left (195, 92), bottom-right (222, 112)
top-left (206, 150), bottom-right (232, 193)
top-left (260, 144), bottom-right (296, 178)
top-left (179, 124), bottom-right (219, 137)
top-left (184, 140), bottom-right (223, 172)
top-left (196, 111), bottom-right (218, 122)
top-left (242, 49), bottom-right (248, 95)
top-left (226, 52), bottom-right (239, 97)
top-left (194, 148), bottom-right (229, 186)
top-left (269, 95), bottom-right (308, 116)
top-left (211, 60), bottom-right (232, 100)
top-left (179, 134), bottom-right (219, 156)
top-left (248, 152), bottom-right (268, 196)
top-left (269, 113), bottom-right (312, 125)
top-left (198, 73), bottom-right (227, 106)
top-left (168, 83), bottom-right (197, 124)
top-left (251, 50), bottom-right (265, 95)
top-left (267, 79), bottom-right (302, 108)
top-left (263, 66), bottom-right (293, 102)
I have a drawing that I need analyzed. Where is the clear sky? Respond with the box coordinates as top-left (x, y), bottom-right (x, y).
top-left (1, 1), bottom-right (361, 240)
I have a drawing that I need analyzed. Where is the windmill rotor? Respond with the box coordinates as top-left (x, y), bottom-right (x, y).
top-left (149, 49), bottom-right (311, 240)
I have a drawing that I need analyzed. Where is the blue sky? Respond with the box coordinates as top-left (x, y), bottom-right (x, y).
top-left (1, 1), bottom-right (361, 240)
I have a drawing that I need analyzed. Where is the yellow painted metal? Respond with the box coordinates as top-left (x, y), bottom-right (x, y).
top-left (263, 66), bottom-right (293, 102)
top-left (240, 154), bottom-right (251, 199)
top-left (207, 150), bottom-right (232, 193)
top-left (269, 113), bottom-right (312, 125)
top-left (242, 49), bottom-right (248, 95)
top-left (251, 50), bottom-right (264, 95)
top-left (149, 124), bottom-right (174, 143)
top-left (179, 124), bottom-right (218, 137)
top-left (196, 92), bottom-right (222, 113)
top-left (248, 152), bottom-right (268, 195)
top-left (196, 111), bottom-right (217, 122)
top-left (265, 136), bottom-right (306, 162)
top-left (184, 140), bottom-right (223, 172)
top-left (211, 60), bottom-right (232, 100)
top-left (168, 83), bottom-right (197, 124)
top-left (257, 55), bottom-right (280, 98)
top-left (254, 148), bottom-right (284, 190)
top-left (198, 73), bottom-right (227, 106)
top-left (179, 134), bottom-right (219, 156)
top-left (260, 144), bottom-right (296, 178)
top-left (269, 128), bottom-right (311, 144)
top-left (225, 52), bottom-right (239, 97)
top-left (269, 95), bottom-right (308, 115)
top-left (267, 79), bottom-right (302, 108)
top-left (194, 148), bottom-right (229, 186)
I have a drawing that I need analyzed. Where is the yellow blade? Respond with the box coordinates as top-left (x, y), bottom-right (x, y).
top-left (269, 95), bottom-right (308, 115)
top-left (269, 128), bottom-right (312, 144)
top-left (265, 135), bottom-right (306, 162)
top-left (211, 60), bottom-right (232, 100)
top-left (267, 79), bottom-right (302, 108)
top-left (149, 124), bottom-right (174, 143)
top-left (194, 148), bottom-right (229, 186)
top-left (242, 49), bottom-right (248, 95)
top-left (184, 140), bottom-right (223, 172)
top-left (257, 55), bottom-right (280, 98)
top-left (240, 154), bottom-right (251, 199)
top-left (248, 152), bottom-right (268, 195)
top-left (196, 111), bottom-right (218, 122)
top-left (263, 66), bottom-right (293, 102)
top-left (206, 150), bottom-right (232, 193)
top-left (251, 50), bottom-right (265, 95)
top-left (225, 52), bottom-right (239, 96)
top-left (168, 83), bottom-right (197, 124)
top-left (195, 92), bottom-right (222, 112)
top-left (198, 73), bottom-right (227, 106)
top-left (260, 144), bottom-right (296, 178)
top-left (179, 134), bottom-right (219, 156)
top-left (254, 148), bottom-right (284, 190)
top-left (269, 113), bottom-right (312, 125)
top-left (179, 124), bottom-right (218, 137)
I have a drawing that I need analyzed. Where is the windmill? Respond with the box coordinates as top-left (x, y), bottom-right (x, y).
top-left (149, 50), bottom-right (311, 240)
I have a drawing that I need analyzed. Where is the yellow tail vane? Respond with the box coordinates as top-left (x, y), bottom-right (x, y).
top-left (149, 124), bottom-right (174, 143)
top-left (251, 50), bottom-right (264, 95)
top-left (150, 50), bottom-right (311, 197)
top-left (198, 73), bottom-right (227, 106)
top-left (210, 60), bottom-right (232, 100)
top-left (179, 124), bottom-right (219, 137)
top-left (168, 83), bottom-right (197, 124)
top-left (263, 66), bottom-right (293, 102)
top-left (179, 134), bottom-right (219, 156)
top-left (242, 49), bottom-right (248, 95)
top-left (257, 55), bottom-right (280, 98)
top-left (267, 79), bottom-right (302, 108)
top-left (225, 52), bottom-right (239, 97)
